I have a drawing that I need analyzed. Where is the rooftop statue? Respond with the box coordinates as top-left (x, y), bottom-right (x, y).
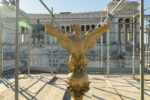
top-left (45, 23), bottom-right (111, 100)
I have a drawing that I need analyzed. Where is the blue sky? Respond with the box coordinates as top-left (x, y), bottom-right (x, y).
top-left (19, 0), bottom-right (150, 14)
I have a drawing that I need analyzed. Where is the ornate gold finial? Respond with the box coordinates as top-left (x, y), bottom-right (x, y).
top-left (45, 23), bottom-right (111, 100)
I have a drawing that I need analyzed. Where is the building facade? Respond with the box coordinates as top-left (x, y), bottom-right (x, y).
top-left (0, 0), bottom-right (144, 73)
top-left (25, 0), bottom-right (140, 71)
top-left (0, 5), bottom-right (30, 71)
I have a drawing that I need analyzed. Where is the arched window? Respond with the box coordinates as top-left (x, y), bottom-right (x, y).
top-left (118, 19), bottom-right (123, 28)
top-left (66, 26), bottom-right (70, 32)
top-left (81, 25), bottom-right (85, 32)
top-left (39, 26), bottom-right (45, 32)
top-left (61, 26), bottom-right (65, 30)
top-left (91, 25), bottom-right (95, 29)
top-left (86, 25), bottom-right (90, 31)
top-left (21, 27), bottom-right (25, 33)
top-left (125, 19), bottom-right (130, 27)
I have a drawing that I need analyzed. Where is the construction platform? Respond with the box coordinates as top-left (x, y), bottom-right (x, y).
top-left (0, 74), bottom-right (150, 100)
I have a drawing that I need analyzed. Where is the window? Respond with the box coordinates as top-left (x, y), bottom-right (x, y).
top-left (61, 26), bottom-right (65, 30)
top-left (21, 27), bottom-right (25, 33)
top-left (86, 25), bottom-right (90, 31)
top-left (91, 25), bottom-right (95, 29)
top-left (39, 26), bottom-right (45, 32)
top-left (81, 25), bottom-right (85, 32)
top-left (66, 26), bottom-right (70, 32)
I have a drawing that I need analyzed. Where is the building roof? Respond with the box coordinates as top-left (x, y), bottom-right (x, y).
top-left (27, 11), bottom-right (107, 19)
top-left (104, 1), bottom-right (139, 12)
top-left (0, 5), bottom-right (28, 18)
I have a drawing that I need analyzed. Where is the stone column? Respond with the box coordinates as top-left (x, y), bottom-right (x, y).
top-left (64, 26), bottom-right (66, 31)
top-left (84, 25), bottom-right (86, 32)
top-left (130, 18), bottom-right (132, 42)
top-left (89, 24), bottom-right (92, 30)
top-left (24, 30), bottom-right (26, 45)
top-left (0, 22), bottom-right (4, 78)
top-left (44, 29), bottom-right (47, 44)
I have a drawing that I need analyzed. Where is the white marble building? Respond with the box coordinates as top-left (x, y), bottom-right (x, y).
top-left (0, 5), bottom-right (30, 71)
top-left (24, 0), bottom-right (141, 71)
top-left (28, 0), bottom-right (139, 45)
top-left (0, 0), bottom-right (145, 73)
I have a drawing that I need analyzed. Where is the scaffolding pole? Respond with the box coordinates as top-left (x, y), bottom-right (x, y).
top-left (57, 46), bottom-right (60, 73)
top-left (57, 18), bottom-right (61, 73)
top-left (146, 22), bottom-right (149, 72)
top-left (96, 40), bottom-right (100, 73)
top-left (107, 29), bottom-right (110, 77)
top-left (132, 16), bottom-right (135, 78)
top-left (96, 44), bottom-right (98, 69)
top-left (39, 0), bottom-right (53, 14)
top-left (106, 8), bottom-right (111, 77)
top-left (0, 47), bottom-right (3, 78)
top-left (148, 25), bottom-right (150, 69)
top-left (100, 36), bottom-right (103, 74)
top-left (132, 2), bottom-right (150, 80)
top-left (50, 39), bottom-right (54, 75)
top-left (97, 0), bottom-right (124, 26)
top-left (27, 30), bottom-right (31, 75)
top-left (50, 7), bottom-right (54, 75)
top-left (96, 42), bottom-right (99, 71)
top-left (0, 22), bottom-right (3, 78)
top-left (97, 1), bottom-right (125, 75)
top-left (15, 0), bottom-right (19, 100)
top-left (39, 0), bottom-right (54, 75)
top-left (140, 0), bottom-right (144, 100)
top-left (98, 39), bottom-right (100, 73)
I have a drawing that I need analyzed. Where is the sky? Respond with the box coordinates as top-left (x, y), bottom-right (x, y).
top-left (19, 0), bottom-right (150, 14)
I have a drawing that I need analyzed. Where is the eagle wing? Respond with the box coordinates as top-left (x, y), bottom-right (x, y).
top-left (44, 24), bottom-right (73, 54)
top-left (83, 24), bottom-right (111, 54)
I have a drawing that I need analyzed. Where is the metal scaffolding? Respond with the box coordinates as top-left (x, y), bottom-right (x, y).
top-left (140, 0), bottom-right (144, 100)
top-left (148, 23), bottom-right (150, 72)
top-left (100, 36), bottom-right (104, 73)
top-left (132, 1), bottom-right (150, 87)
top-left (0, 0), bottom-right (148, 100)
top-left (148, 25), bottom-right (150, 72)
top-left (145, 16), bottom-right (150, 73)
top-left (15, 0), bottom-right (19, 100)
top-left (107, 28), bottom-right (110, 77)
top-left (98, 0), bottom-right (125, 76)
top-left (39, 0), bottom-right (54, 75)
top-left (27, 28), bottom-right (31, 75)
top-left (132, 16), bottom-right (135, 78)
top-left (0, 22), bottom-right (4, 78)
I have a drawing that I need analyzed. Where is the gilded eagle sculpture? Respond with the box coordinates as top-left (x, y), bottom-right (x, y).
top-left (45, 23), bottom-right (111, 100)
